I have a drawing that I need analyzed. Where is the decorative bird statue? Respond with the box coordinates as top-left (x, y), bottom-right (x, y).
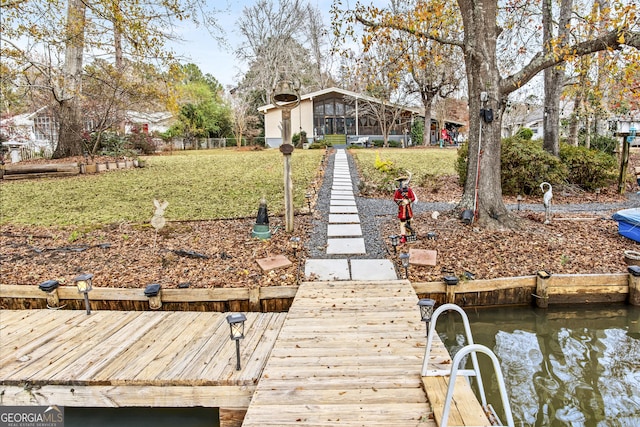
top-left (540, 182), bottom-right (553, 224)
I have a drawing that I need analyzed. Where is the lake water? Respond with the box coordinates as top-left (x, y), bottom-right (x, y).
top-left (440, 304), bottom-right (640, 427)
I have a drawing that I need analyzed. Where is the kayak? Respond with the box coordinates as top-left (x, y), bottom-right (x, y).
top-left (612, 208), bottom-right (640, 243)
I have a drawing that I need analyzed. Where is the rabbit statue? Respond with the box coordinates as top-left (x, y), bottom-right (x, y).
top-left (151, 199), bottom-right (169, 231)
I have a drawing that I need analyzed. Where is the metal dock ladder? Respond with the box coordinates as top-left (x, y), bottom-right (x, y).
top-left (421, 303), bottom-right (515, 427)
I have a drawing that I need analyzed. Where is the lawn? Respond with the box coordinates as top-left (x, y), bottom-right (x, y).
top-left (350, 147), bottom-right (459, 190)
top-left (0, 149), bottom-right (326, 226)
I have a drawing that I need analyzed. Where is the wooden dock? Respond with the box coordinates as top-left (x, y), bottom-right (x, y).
top-left (241, 280), bottom-right (435, 427)
top-left (0, 309), bottom-right (285, 422)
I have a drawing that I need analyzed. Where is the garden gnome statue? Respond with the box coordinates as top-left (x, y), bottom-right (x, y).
top-left (394, 174), bottom-right (417, 243)
top-left (251, 197), bottom-right (272, 239)
top-left (540, 182), bottom-right (553, 224)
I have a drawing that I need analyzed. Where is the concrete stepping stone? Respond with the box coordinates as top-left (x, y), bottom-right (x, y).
top-left (331, 194), bottom-right (355, 200)
top-left (327, 223), bottom-right (362, 237)
top-left (327, 238), bottom-right (366, 254)
top-left (330, 205), bottom-right (358, 214)
top-left (330, 200), bottom-right (356, 206)
top-left (305, 259), bottom-right (350, 280)
top-left (350, 259), bottom-right (398, 281)
top-left (329, 214), bottom-right (360, 223)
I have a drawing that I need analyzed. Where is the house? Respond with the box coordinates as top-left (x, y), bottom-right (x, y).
top-left (258, 87), bottom-right (468, 148)
top-left (124, 111), bottom-right (174, 134)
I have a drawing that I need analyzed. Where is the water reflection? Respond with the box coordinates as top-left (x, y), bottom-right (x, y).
top-left (440, 305), bottom-right (640, 427)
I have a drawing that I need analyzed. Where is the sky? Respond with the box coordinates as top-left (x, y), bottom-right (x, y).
top-left (169, 0), bottom-right (338, 90)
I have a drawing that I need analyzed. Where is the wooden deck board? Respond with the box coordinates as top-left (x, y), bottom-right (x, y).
top-left (0, 310), bottom-right (285, 399)
top-left (241, 281), bottom-right (436, 427)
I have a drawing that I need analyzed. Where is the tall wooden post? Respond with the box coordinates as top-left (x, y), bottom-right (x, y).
top-left (629, 268), bottom-right (640, 306)
top-left (280, 109), bottom-right (294, 233)
top-left (535, 271), bottom-right (551, 308)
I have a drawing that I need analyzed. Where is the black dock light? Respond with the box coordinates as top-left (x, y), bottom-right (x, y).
top-left (74, 273), bottom-right (93, 315)
top-left (144, 283), bottom-right (162, 310)
top-left (418, 298), bottom-right (436, 336)
top-left (39, 279), bottom-right (60, 309)
top-left (629, 266), bottom-right (640, 277)
top-left (427, 231), bottom-right (437, 240)
top-left (443, 275), bottom-right (459, 286)
top-left (399, 252), bottom-right (410, 279)
top-left (226, 313), bottom-right (247, 370)
top-left (290, 236), bottom-right (301, 257)
top-left (390, 235), bottom-right (399, 254)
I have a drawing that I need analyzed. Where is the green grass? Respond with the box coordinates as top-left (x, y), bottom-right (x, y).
top-left (351, 148), bottom-right (458, 188)
top-left (0, 149), bottom-right (325, 226)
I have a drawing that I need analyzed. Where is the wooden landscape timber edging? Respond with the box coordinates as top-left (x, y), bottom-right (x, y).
top-left (1, 159), bottom-right (140, 180)
top-left (0, 284), bottom-right (298, 312)
top-left (1, 272), bottom-right (637, 312)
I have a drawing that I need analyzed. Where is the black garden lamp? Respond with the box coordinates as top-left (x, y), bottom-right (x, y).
top-left (517, 195), bottom-right (523, 211)
top-left (418, 298), bottom-right (436, 336)
top-left (39, 279), bottom-right (60, 309)
top-left (399, 252), bottom-right (410, 279)
top-left (389, 235), bottom-right (399, 254)
top-left (144, 283), bottom-right (162, 310)
top-left (290, 236), bottom-right (301, 257)
top-left (74, 273), bottom-right (93, 315)
top-left (226, 313), bottom-right (247, 370)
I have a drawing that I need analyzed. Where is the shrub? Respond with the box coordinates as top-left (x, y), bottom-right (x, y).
top-left (411, 119), bottom-right (424, 146)
top-left (308, 140), bottom-right (332, 149)
top-left (516, 127), bottom-right (534, 140)
top-left (456, 137), bottom-right (568, 195)
top-left (588, 135), bottom-right (618, 156)
top-left (559, 143), bottom-right (617, 191)
top-left (126, 129), bottom-right (156, 154)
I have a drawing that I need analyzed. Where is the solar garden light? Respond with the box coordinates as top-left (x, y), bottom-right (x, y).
top-left (595, 188), bottom-right (601, 201)
top-left (517, 195), bottom-right (523, 211)
top-left (290, 236), bottom-right (301, 257)
top-left (74, 273), bottom-right (93, 315)
top-left (417, 298), bottom-right (436, 336)
top-left (226, 313), bottom-right (247, 370)
top-left (389, 235), bottom-right (399, 254)
top-left (144, 283), bottom-right (162, 310)
top-left (399, 252), bottom-right (410, 279)
top-left (305, 192), bottom-right (312, 211)
top-left (39, 279), bottom-right (60, 309)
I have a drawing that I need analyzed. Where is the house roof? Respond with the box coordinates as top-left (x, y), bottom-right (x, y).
top-left (125, 111), bottom-right (173, 124)
top-left (258, 87), bottom-right (423, 116)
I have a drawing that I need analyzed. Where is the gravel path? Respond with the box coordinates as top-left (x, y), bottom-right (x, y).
top-left (307, 148), bottom-right (640, 260)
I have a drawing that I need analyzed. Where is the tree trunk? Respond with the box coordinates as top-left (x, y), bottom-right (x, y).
top-left (457, 0), bottom-right (515, 229)
top-left (421, 92), bottom-right (434, 145)
top-left (567, 94), bottom-right (583, 146)
top-left (53, 0), bottom-right (86, 159)
top-left (542, 0), bottom-right (572, 156)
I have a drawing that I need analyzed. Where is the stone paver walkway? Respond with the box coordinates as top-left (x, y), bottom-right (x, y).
top-left (304, 149), bottom-right (399, 281)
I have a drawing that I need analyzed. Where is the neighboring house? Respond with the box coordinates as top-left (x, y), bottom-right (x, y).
top-left (124, 111), bottom-right (174, 134)
top-left (258, 87), bottom-right (468, 148)
top-left (1, 108), bottom-right (174, 160)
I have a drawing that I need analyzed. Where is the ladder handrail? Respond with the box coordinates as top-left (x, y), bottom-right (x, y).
top-left (421, 303), bottom-right (487, 406)
top-left (441, 344), bottom-right (515, 427)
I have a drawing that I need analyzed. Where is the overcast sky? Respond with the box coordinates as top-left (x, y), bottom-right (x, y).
top-left (169, 0), bottom-right (338, 90)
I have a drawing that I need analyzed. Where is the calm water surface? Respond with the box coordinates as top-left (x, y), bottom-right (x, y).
top-left (441, 305), bottom-right (640, 427)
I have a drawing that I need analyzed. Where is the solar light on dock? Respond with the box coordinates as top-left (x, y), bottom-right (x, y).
top-left (418, 298), bottom-right (436, 336)
top-left (144, 283), bottom-right (162, 310)
top-left (399, 252), bottom-right (410, 279)
top-left (290, 236), bottom-right (301, 257)
top-left (389, 235), bottom-right (399, 254)
top-left (39, 279), bottom-right (60, 309)
top-left (74, 273), bottom-right (93, 315)
top-left (226, 313), bottom-right (247, 370)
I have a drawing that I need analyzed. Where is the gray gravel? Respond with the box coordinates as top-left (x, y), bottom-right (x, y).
top-left (306, 149), bottom-right (640, 259)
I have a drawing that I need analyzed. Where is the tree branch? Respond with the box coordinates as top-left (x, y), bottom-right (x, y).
top-left (355, 15), bottom-right (464, 49)
top-left (501, 29), bottom-right (640, 96)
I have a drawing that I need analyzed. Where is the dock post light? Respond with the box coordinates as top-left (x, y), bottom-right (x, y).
top-left (74, 273), bottom-right (93, 315)
top-left (418, 298), bottom-right (436, 336)
top-left (399, 252), bottom-right (410, 279)
top-left (144, 283), bottom-right (162, 310)
top-left (39, 279), bottom-right (60, 309)
top-left (389, 235), bottom-right (399, 254)
top-left (226, 313), bottom-right (247, 370)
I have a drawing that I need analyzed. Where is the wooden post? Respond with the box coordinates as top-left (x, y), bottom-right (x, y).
top-left (445, 283), bottom-right (456, 304)
top-left (219, 408), bottom-right (246, 427)
top-left (280, 109), bottom-right (294, 233)
top-left (535, 271), bottom-right (551, 308)
top-left (249, 287), bottom-right (260, 311)
top-left (628, 269), bottom-right (640, 306)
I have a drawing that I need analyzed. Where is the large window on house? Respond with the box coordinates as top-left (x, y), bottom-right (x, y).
top-left (33, 116), bottom-right (58, 143)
